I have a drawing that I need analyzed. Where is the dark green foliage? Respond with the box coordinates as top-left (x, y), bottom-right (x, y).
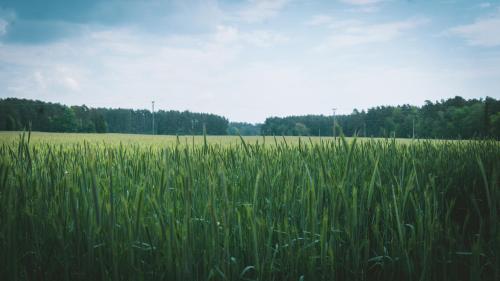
top-left (228, 122), bottom-right (262, 136)
top-left (0, 98), bottom-right (229, 135)
top-left (2, 96), bottom-right (500, 139)
top-left (262, 96), bottom-right (500, 139)
top-left (0, 135), bottom-right (498, 281)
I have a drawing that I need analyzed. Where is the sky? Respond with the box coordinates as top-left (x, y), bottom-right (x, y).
top-left (0, 0), bottom-right (499, 123)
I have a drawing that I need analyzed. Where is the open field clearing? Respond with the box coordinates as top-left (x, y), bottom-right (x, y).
top-left (0, 132), bottom-right (498, 280)
top-left (0, 131), bottom-right (309, 147)
top-left (0, 131), bottom-right (425, 147)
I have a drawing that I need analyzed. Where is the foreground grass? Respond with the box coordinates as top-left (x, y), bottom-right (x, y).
top-left (0, 132), bottom-right (498, 281)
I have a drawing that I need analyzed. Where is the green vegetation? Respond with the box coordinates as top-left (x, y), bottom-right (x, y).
top-left (228, 122), bottom-right (262, 136)
top-left (0, 132), bottom-right (498, 281)
top-left (0, 132), bottom-right (346, 147)
top-left (2, 96), bottom-right (500, 139)
top-left (262, 96), bottom-right (500, 139)
top-left (0, 98), bottom-right (228, 135)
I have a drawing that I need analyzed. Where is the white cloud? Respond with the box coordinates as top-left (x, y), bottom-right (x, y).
top-left (305, 15), bottom-right (333, 26)
top-left (238, 0), bottom-right (289, 23)
top-left (31, 67), bottom-right (82, 93)
top-left (0, 26), bottom-right (290, 121)
top-left (340, 0), bottom-right (385, 5)
top-left (315, 17), bottom-right (429, 50)
top-left (479, 2), bottom-right (491, 9)
top-left (0, 7), bottom-right (16, 37)
top-left (242, 30), bottom-right (288, 47)
top-left (4, 65), bottom-right (83, 100)
top-left (0, 19), bottom-right (7, 36)
top-left (214, 25), bottom-right (239, 43)
top-left (33, 71), bottom-right (47, 90)
top-left (214, 24), bottom-right (288, 47)
top-left (340, 0), bottom-right (387, 13)
top-left (448, 11), bottom-right (500, 47)
top-left (328, 19), bottom-right (363, 29)
top-left (350, 6), bottom-right (381, 13)
top-left (2, 24), bottom-right (499, 123)
top-left (58, 67), bottom-right (81, 91)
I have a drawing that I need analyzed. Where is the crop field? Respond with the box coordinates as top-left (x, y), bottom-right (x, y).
top-left (0, 132), bottom-right (300, 147)
top-left (0, 132), bottom-right (498, 281)
top-left (0, 132), bottom-right (418, 147)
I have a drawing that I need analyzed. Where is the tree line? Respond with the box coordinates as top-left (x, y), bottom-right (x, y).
top-left (261, 96), bottom-right (500, 139)
top-left (0, 98), bottom-right (228, 135)
top-left (227, 122), bottom-right (262, 136)
top-left (1, 96), bottom-right (499, 138)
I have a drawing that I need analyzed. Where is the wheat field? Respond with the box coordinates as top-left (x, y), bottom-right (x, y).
top-left (0, 132), bottom-right (498, 280)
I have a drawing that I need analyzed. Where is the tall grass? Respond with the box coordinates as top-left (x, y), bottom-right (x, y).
top-left (0, 133), bottom-right (498, 280)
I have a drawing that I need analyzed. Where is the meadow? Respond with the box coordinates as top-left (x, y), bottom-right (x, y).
top-left (0, 132), bottom-right (498, 281)
top-left (0, 132), bottom-right (417, 146)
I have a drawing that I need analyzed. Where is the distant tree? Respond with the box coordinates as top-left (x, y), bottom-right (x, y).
top-left (92, 113), bottom-right (108, 133)
top-left (1, 97), bottom-right (499, 139)
top-left (228, 122), bottom-right (262, 135)
top-left (293, 122), bottom-right (310, 136)
top-left (52, 108), bottom-right (77, 132)
top-left (6, 115), bottom-right (16, 131)
top-left (490, 112), bottom-right (500, 137)
top-left (260, 96), bottom-right (500, 139)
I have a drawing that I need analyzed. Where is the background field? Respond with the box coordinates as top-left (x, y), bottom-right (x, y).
top-left (0, 131), bottom-right (419, 146)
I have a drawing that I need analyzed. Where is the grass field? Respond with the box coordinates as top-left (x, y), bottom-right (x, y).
top-left (0, 131), bottom-right (417, 146)
top-left (0, 131), bottom-right (498, 281)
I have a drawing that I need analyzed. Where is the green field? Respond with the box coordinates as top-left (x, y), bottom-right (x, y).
top-left (0, 132), bottom-right (310, 146)
top-left (0, 131), bottom-right (417, 146)
top-left (0, 132), bottom-right (498, 281)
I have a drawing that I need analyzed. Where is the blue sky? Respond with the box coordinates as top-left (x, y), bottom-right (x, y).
top-left (0, 0), bottom-right (499, 122)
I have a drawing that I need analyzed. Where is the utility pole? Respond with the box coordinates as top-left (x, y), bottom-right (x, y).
top-left (412, 116), bottom-right (415, 139)
top-left (332, 108), bottom-right (337, 139)
top-left (152, 101), bottom-right (155, 135)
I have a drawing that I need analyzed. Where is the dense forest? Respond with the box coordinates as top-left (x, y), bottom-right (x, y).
top-left (262, 96), bottom-right (500, 139)
top-left (0, 98), bottom-right (228, 135)
top-left (1, 96), bottom-right (499, 139)
top-left (227, 122), bottom-right (262, 136)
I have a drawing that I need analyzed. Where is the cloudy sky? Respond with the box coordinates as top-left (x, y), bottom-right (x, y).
top-left (0, 0), bottom-right (499, 123)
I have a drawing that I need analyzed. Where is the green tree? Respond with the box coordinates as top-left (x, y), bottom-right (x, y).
top-left (293, 122), bottom-right (310, 136)
top-left (52, 108), bottom-right (77, 132)
top-left (490, 112), bottom-right (500, 138)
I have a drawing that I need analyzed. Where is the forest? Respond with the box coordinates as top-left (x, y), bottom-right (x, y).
top-left (1, 96), bottom-right (499, 139)
top-left (0, 98), bottom-right (228, 135)
top-left (262, 96), bottom-right (500, 139)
